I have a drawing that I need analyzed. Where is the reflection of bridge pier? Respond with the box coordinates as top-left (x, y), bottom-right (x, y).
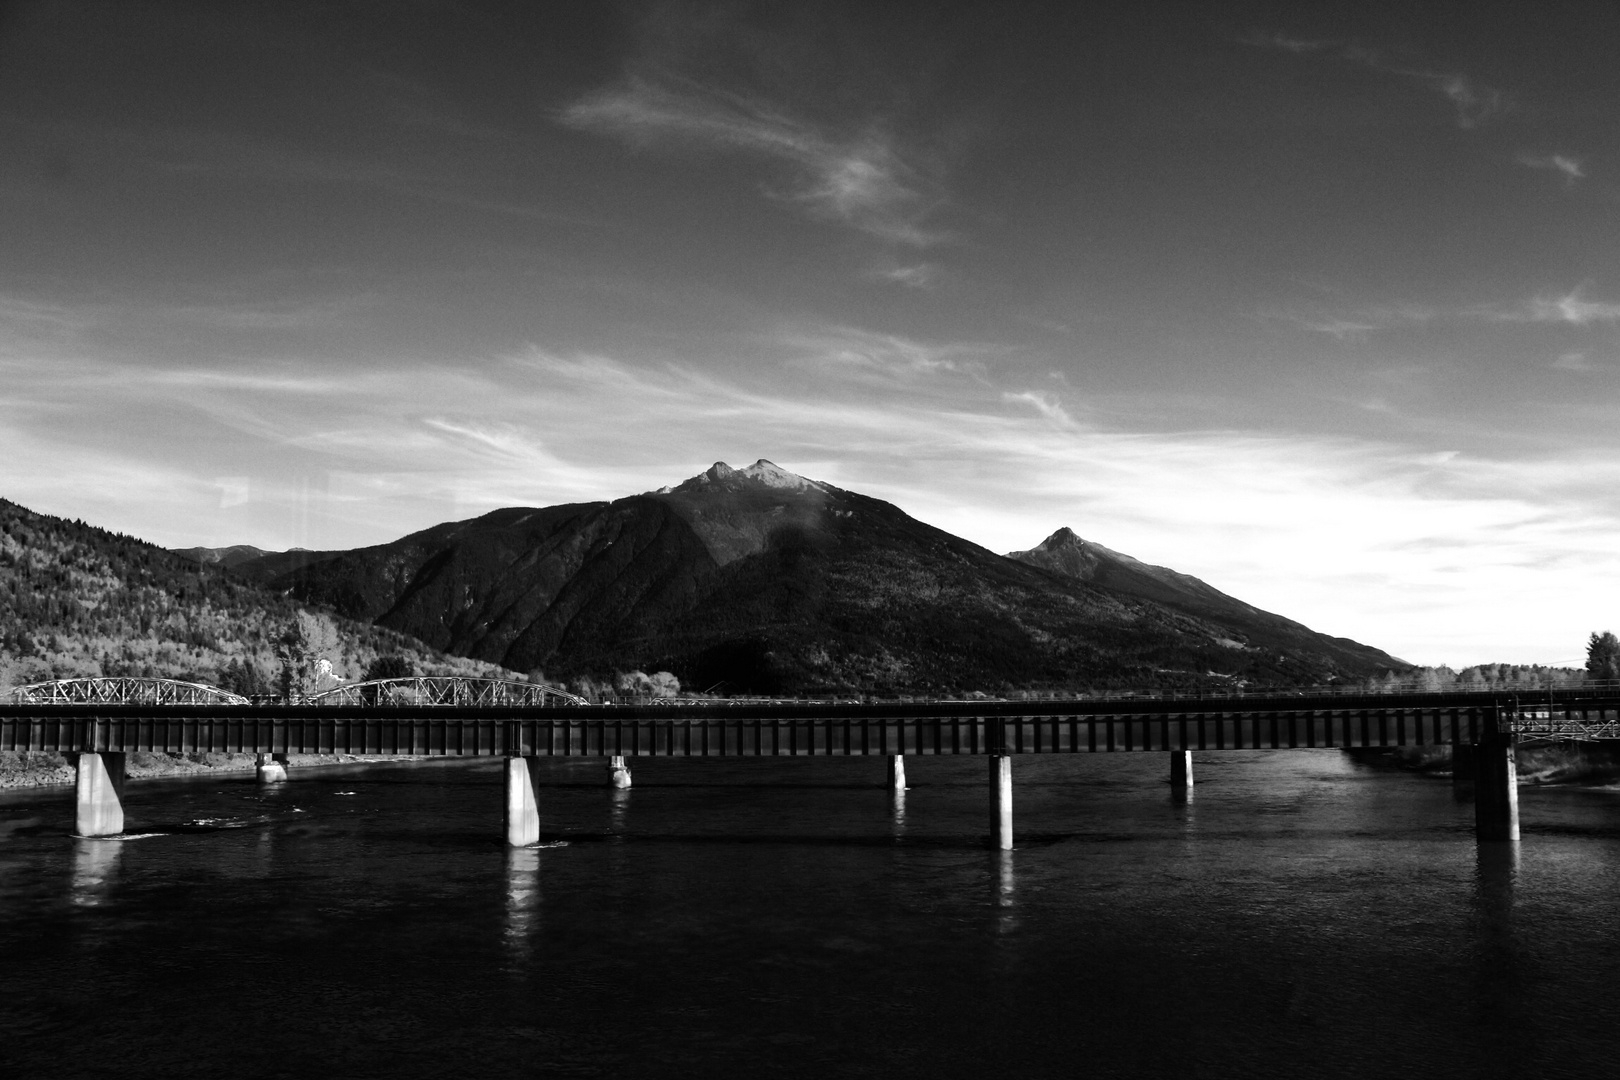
top-left (1170, 750), bottom-right (1193, 798)
top-left (71, 836), bottom-right (123, 907)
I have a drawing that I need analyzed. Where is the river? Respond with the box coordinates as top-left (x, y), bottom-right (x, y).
top-left (2, 750), bottom-right (1619, 1078)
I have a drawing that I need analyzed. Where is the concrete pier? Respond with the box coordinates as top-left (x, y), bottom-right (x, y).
top-left (990, 753), bottom-right (1012, 850)
top-left (608, 755), bottom-right (632, 789)
top-left (886, 753), bottom-right (907, 793)
top-left (74, 752), bottom-right (127, 837)
top-left (256, 753), bottom-right (289, 783)
top-left (1475, 730), bottom-right (1519, 841)
top-left (505, 756), bottom-right (543, 847)
top-left (1170, 750), bottom-right (1193, 791)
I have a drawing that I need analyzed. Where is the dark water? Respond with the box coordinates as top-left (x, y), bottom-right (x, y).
top-left (3, 751), bottom-right (1620, 1079)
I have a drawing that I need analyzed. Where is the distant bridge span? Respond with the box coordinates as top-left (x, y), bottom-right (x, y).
top-left (6, 684), bottom-right (1618, 847)
top-left (8, 677), bottom-right (250, 707)
top-left (8, 675), bottom-right (586, 709)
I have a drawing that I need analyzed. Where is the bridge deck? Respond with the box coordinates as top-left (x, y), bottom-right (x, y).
top-left (5, 691), bottom-right (1618, 756)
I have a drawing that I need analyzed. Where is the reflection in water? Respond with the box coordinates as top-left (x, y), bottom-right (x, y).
top-left (890, 788), bottom-right (907, 837)
top-left (70, 838), bottom-right (121, 908)
top-left (608, 788), bottom-right (631, 838)
top-left (504, 846), bottom-right (541, 971)
top-left (994, 850), bottom-right (1016, 936)
top-left (1473, 840), bottom-right (1522, 1062)
top-left (1476, 839), bottom-right (1520, 923)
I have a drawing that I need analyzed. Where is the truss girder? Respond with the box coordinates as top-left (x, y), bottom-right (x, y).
top-left (1508, 707), bottom-right (1620, 743)
top-left (305, 676), bottom-right (588, 708)
top-left (8, 677), bottom-right (250, 707)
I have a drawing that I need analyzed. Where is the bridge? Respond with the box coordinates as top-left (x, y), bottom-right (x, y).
top-left (6, 677), bottom-right (1619, 848)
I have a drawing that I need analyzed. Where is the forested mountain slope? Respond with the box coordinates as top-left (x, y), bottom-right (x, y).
top-left (0, 498), bottom-right (510, 693)
top-left (244, 461), bottom-right (1406, 696)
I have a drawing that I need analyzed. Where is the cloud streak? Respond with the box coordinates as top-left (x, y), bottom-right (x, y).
top-left (562, 77), bottom-right (944, 246)
top-left (1239, 30), bottom-right (1508, 129)
top-left (1484, 289), bottom-right (1620, 326)
top-left (1518, 153), bottom-right (1585, 182)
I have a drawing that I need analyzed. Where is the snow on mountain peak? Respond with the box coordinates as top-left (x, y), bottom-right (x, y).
top-left (665, 459), bottom-right (823, 494)
top-left (736, 459), bottom-right (819, 490)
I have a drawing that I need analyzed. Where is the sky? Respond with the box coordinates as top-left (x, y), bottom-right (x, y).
top-left (3, 1), bottom-right (1618, 668)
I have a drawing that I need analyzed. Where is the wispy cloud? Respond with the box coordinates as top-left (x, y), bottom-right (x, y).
top-left (1234, 30), bottom-right (1330, 55)
top-left (1256, 302), bottom-right (1433, 339)
top-left (1404, 70), bottom-right (1505, 129)
top-left (1239, 30), bottom-right (1508, 129)
top-left (1482, 288), bottom-right (1620, 326)
top-left (1518, 153), bottom-right (1585, 183)
top-left (562, 77), bottom-right (944, 246)
top-left (1553, 352), bottom-right (1594, 372)
top-left (1003, 390), bottom-right (1075, 428)
top-left (7, 334), bottom-right (1620, 664)
top-left (776, 326), bottom-right (991, 382)
top-left (865, 262), bottom-right (942, 289)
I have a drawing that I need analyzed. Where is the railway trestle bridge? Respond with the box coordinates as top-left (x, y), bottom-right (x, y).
top-left (6, 677), bottom-right (1619, 848)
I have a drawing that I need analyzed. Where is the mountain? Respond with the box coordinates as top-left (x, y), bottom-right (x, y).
top-left (177, 545), bottom-right (337, 583)
top-left (0, 498), bottom-right (514, 693)
top-left (173, 544), bottom-right (271, 569)
top-left (238, 460), bottom-right (1405, 695)
top-left (1007, 527), bottom-right (1404, 674)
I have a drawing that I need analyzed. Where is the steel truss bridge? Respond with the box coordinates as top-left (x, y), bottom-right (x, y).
top-left (3, 680), bottom-right (1619, 758)
top-left (8, 677), bottom-right (251, 707)
top-left (306, 676), bottom-right (587, 708)
top-left (8, 675), bottom-right (585, 711)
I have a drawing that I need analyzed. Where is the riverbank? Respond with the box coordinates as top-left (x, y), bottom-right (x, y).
top-left (0, 750), bottom-right (412, 789)
top-left (1343, 744), bottom-right (1620, 785)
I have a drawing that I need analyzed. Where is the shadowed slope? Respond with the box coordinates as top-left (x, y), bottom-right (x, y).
top-left (241, 461), bottom-right (1405, 694)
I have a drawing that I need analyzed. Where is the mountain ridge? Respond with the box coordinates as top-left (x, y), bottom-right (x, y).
top-left (211, 461), bottom-right (1406, 694)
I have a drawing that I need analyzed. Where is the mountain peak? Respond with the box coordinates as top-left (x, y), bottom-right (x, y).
top-left (666, 459), bottom-right (823, 494)
top-left (1041, 527), bottom-right (1082, 548)
top-left (737, 459), bottom-right (819, 490)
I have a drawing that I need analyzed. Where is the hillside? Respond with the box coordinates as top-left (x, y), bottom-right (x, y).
top-left (0, 498), bottom-right (514, 693)
top-left (1006, 528), bottom-right (1402, 674)
top-left (240, 461), bottom-right (1406, 696)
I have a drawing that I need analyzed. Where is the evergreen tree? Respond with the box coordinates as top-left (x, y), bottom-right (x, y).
top-left (363, 654), bottom-right (414, 681)
top-left (1586, 631), bottom-right (1620, 682)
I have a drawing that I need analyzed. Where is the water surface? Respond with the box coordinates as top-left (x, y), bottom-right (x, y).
top-left (3, 751), bottom-right (1618, 1078)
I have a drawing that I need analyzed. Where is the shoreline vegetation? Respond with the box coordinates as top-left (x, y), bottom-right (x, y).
top-left (0, 750), bottom-right (414, 790)
top-left (1346, 743), bottom-right (1620, 786)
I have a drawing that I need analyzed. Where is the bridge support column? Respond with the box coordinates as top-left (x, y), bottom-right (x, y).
top-left (887, 754), bottom-right (907, 794)
top-left (608, 755), bottom-right (632, 789)
top-left (1170, 750), bottom-right (1193, 792)
top-left (256, 753), bottom-right (289, 783)
top-left (74, 752), bottom-right (126, 837)
top-left (1475, 729), bottom-right (1519, 842)
top-left (990, 753), bottom-right (1013, 851)
top-left (505, 757), bottom-right (543, 847)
